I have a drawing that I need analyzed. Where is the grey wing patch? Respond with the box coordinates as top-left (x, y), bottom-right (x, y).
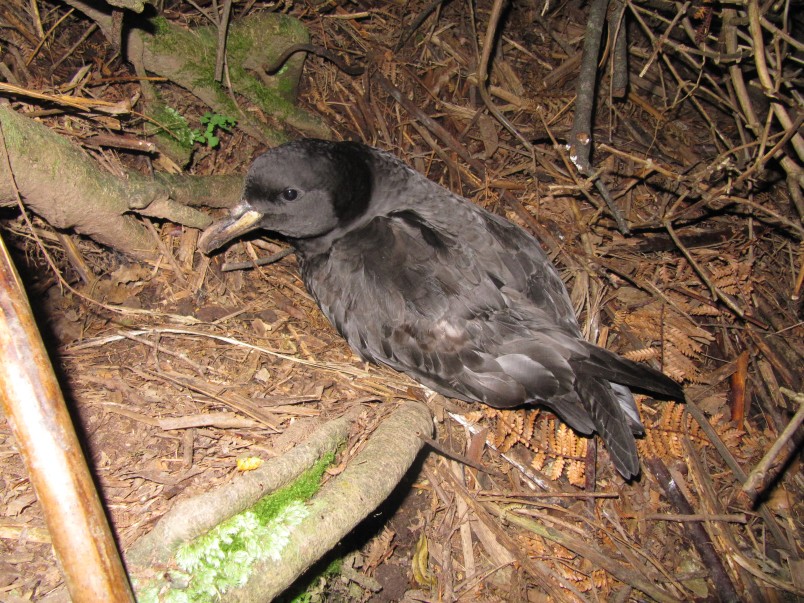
top-left (479, 212), bottom-right (580, 333)
top-left (305, 212), bottom-right (578, 407)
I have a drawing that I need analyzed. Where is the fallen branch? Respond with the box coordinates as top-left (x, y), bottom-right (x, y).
top-left (742, 387), bottom-right (804, 502)
top-left (128, 401), bottom-right (433, 601)
top-left (646, 457), bottom-right (741, 602)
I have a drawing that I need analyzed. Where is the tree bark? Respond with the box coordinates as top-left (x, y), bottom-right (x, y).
top-left (0, 105), bottom-right (245, 259)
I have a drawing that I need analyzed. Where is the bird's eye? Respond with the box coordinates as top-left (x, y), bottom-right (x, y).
top-left (281, 188), bottom-right (299, 201)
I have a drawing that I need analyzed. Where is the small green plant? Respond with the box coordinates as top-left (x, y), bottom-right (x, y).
top-left (154, 107), bottom-right (236, 149)
top-left (191, 112), bottom-right (237, 148)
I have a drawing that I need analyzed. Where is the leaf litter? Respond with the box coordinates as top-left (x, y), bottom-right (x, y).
top-left (0, 0), bottom-right (802, 600)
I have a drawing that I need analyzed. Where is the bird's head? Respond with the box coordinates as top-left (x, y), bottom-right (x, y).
top-left (198, 139), bottom-right (373, 253)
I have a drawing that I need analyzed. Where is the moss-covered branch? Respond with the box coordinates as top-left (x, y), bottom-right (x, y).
top-left (227, 401), bottom-right (432, 601)
top-left (0, 104), bottom-right (155, 259)
top-left (0, 105), bottom-right (244, 258)
top-left (126, 411), bottom-right (355, 570)
top-left (127, 402), bottom-right (433, 602)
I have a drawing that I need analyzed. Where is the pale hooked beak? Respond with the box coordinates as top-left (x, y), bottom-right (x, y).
top-left (197, 205), bottom-right (264, 254)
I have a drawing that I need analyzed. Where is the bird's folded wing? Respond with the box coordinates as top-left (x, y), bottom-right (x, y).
top-left (305, 210), bottom-right (595, 432)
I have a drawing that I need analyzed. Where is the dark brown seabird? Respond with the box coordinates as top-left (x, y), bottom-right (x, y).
top-left (199, 139), bottom-right (685, 478)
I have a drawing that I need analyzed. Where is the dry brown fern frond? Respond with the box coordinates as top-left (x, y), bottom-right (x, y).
top-left (469, 408), bottom-right (588, 486)
top-left (519, 532), bottom-right (547, 557)
top-left (665, 324), bottom-right (706, 358)
top-left (551, 543), bottom-right (603, 593)
top-left (489, 409), bottom-right (528, 452)
top-left (592, 568), bottom-right (612, 591)
top-left (523, 408), bottom-right (539, 443)
top-left (616, 293), bottom-right (714, 383)
top-left (638, 401), bottom-right (708, 459)
top-left (688, 303), bottom-right (722, 317)
top-left (638, 398), bottom-right (767, 471)
top-left (709, 259), bottom-right (755, 299)
top-left (518, 532), bottom-right (613, 594)
top-left (530, 418), bottom-right (587, 487)
top-left (623, 347), bottom-right (661, 363)
top-left (476, 408), bottom-right (542, 452)
top-left (566, 457), bottom-right (586, 487)
top-left (663, 347), bottom-right (705, 383)
top-left (708, 412), bottom-right (767, 465)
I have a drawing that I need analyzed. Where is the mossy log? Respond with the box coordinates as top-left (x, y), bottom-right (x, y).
top-left (126, 402), bottom-right (433, 602)
top-left (0, 105), bottom-right (244, 259)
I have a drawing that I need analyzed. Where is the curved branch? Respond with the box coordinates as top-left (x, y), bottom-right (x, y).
top-left (226, 401), bottom-right (433, 601)
top-left (126, 409), bottom-right (356, 569)
top-left (0, 106), bottom-right (244, 258)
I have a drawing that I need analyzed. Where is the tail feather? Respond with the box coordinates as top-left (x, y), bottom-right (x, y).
top-left (575, 376), bottom-right (640, 478)
top-left (610, 382), bottom-right (644, 434)
top-left (573, 343), bottom-right (685, 478)
top-left (583, 344), bottom-right (685, 401)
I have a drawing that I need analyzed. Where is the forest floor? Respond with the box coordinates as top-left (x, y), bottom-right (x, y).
top-left (0, 0), bottom-right (802, 601)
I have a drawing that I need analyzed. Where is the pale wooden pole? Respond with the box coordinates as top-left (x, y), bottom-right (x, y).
top-left (0, 234), bottom-right (134, 602)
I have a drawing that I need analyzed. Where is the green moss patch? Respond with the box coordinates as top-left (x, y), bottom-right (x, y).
top-left (136, 452), bottom-right (335, 602)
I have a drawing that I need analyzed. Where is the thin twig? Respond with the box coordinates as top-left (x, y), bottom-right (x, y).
top-left (644, 513), bottom-right (747, 523)
top-left (64, 327), bottom-right (397, 382)
top-left (214, 0), bottom-right (233, 83)
top-left (568, 0), bottom-right (629, 234)
top-left (220, 247), bottom-right (293, 272)
top-left (143, 219), bottom-right (189, 287)
top-left (394, 0), bottom-right (448, 51)
top-left (663, 218), bottom-right (760, 325)
top-left (418, 434), bottom-right (500, 475)
top-left (26, 7), bottom-right (74, 65)
top-left (638, 1), bottom-right (690, 78)
top-left (747, 0), bottom-right (804, 162)
top-left (609, 0), bottom-right (628, 98)
top-left (265, 43), bottom-right (364, 76)
top-left (484, 499), bottom-right (681, 602)
top-left (51, 22), bottom-right (98, 73)
top-left (439, 463), bottom-right (581, 602)
top-left (681, 433), bottom-right (767, 600)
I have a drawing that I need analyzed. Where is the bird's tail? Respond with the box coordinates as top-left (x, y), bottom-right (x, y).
top-left (575, 376), bottom-right (641, 478)
top-left (582, 343), bottom-right (685, 401)
top-left (572, 344), bottom-right (685, 479)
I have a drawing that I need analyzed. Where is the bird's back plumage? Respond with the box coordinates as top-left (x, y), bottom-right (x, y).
top-left (199, 139), bottom-right (685, 478)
